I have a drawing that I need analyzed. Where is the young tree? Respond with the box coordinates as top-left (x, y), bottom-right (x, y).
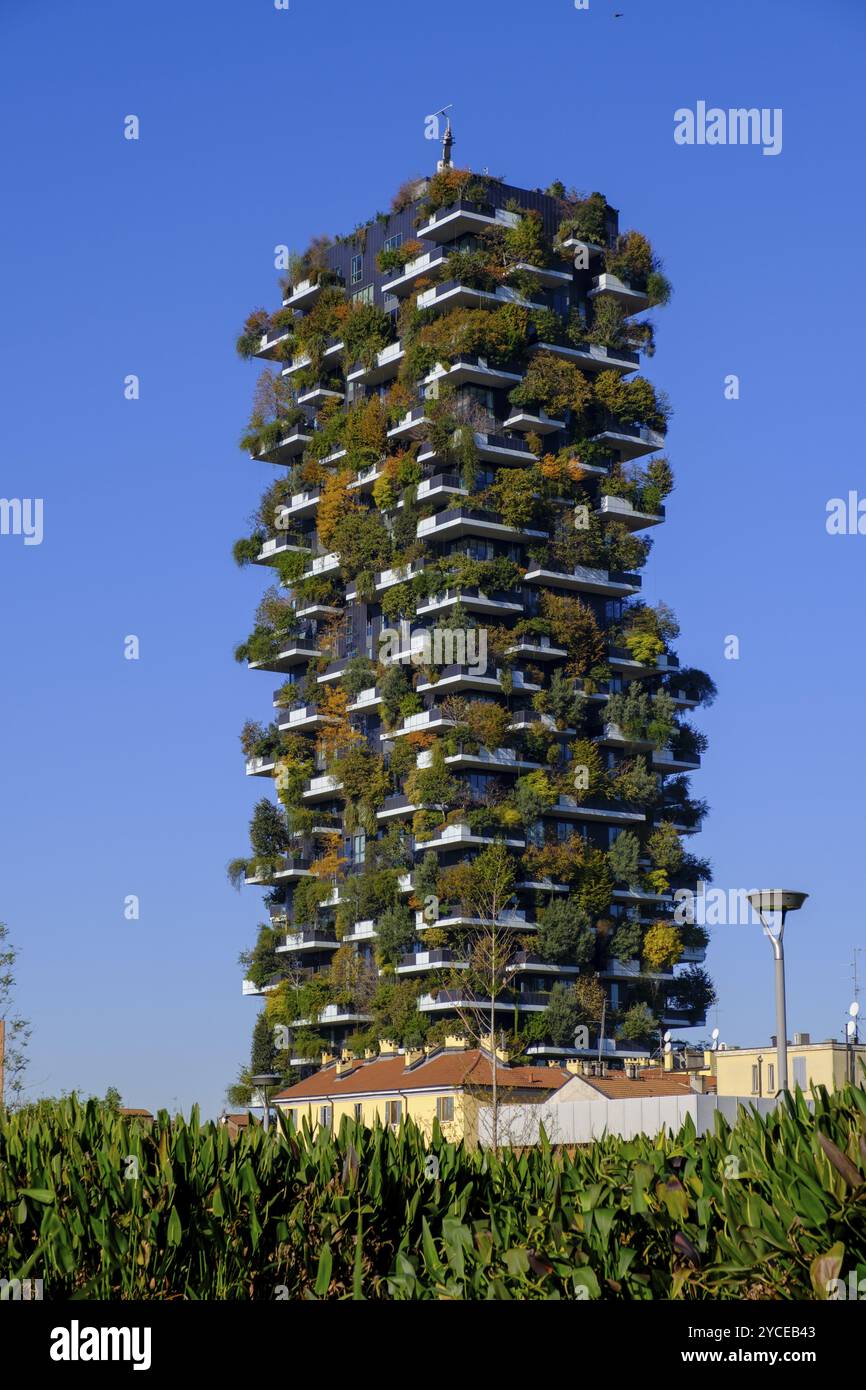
top-left (0, 923), bottom-right (30, 1109)
top-left (433, 841), bottom-right (518, 1151)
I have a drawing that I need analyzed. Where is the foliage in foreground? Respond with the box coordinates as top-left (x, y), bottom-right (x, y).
top-left (1, 1083), bottom-right (865, 1300)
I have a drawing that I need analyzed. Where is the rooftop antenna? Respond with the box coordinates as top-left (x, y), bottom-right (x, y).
top-left (851, 947), bottom-right (863, 1004)
top-left (432, 105), bottom-right (454, 171)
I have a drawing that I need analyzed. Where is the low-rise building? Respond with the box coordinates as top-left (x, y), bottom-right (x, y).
top-left (272, 1036), bottom-right (568, 1146)
top-left (707, 1035), bottom-right (866, 1099)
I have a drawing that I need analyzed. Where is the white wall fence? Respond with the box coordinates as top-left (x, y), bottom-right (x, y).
top-left (478, 1094), bottom-right (786, 1147)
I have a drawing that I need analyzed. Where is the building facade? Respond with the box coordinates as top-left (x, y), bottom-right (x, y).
top-left (709, 1038), bottom-right (866, 1099)
top-left (230, 143), bottom-right (715, 1087)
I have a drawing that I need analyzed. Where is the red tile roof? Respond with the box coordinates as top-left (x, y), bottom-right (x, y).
top-left (274, 1050), bottom-right (568, 1102)
top-left (581, 1068), bottom-right (716, 1099)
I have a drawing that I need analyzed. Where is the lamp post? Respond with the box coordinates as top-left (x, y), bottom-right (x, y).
top-left (747, 889), bottom-right (809, 1095)
top-left (250, 1072), bottom-right (281, 1133)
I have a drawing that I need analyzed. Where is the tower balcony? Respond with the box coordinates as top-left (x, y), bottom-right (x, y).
top-left (255, 320), bottom-right (295, 361)
top-left (282, 337), bottom-right (343, 378)
top-left (416, 280), bottom-right (546, 314)
top-left (607, 647), bottom-right (679, 678)
top-left (380, 250), bottom-right (447, 296)
top-left (347, 686), bottom-right (382, 713)
top-left (509, 262), bottom-right (573, 289)
top-left (505, 636), bottom-right (568, 662)
top-left (530, 339), bottom-right (640, 374)
top-left (415, 823), bottom-right (525, 853)
top-left (600, 721), bottom-right (654, 753)
top-left (435, 747), bottom-right (543, 774)
top-left (421, 355), bottom-right (523, 392)
top-left (546, 795), bottom-right (646, 826)
top-left (415, 200), bottom-right (521, 243)
top-left (417, 429), bottom-right (537, 466)
top-left (416, 908), bottom-right (533, 932)
top-left (416, 506), bottom-right (546, 545)
top-left (590, 418), bottom-right (665, 461)
top-left (652, 746), bottom-right (702, 773)
top-left (301, 773), bottom-right (343, 802)
top-left (277, 928), bottom-right (339, 953)
top-left (381, 708), bottom-right (456, 741)
top-left (253, 534), bottom-right (312, 566)
top-left (416, 665), bottom-right (541, 696)
top-left (250, 424), bottom-right (314, 464)
top-left (275, 702), bottom-right (338, 733)
top-left (345, 562), bottom-right (424, 601)
top-left (416, 472), bottom-right (469, 504)
top-left (341, 919), bottom-right (378, 945)
top-left (523, 563), bottom-right (641, 597)
top-left (248, 639), bottom-right (321, 673)
top-left (276, 489), bottom-right (321, 521)
top-left (507, 953), bottom-right (580, 978)
top-left (502, 409), bottom-right (565, 435)
top-left (245, 755), bottom-right (277, 778)
top-left (589, 273), bottom-right (650, 316)
top-left (388, 406), bottom-right (432, 442)
top-left (281, 274), bottom-right (343, 311)
top-left (298, 551), bottom-right (341, 582)
top-left (297, 384), bottom-right (345, 409)
top-left (397, 949), bottom-right (468, 975)
top-left (416, 586), bottom-right (523, 617)
top-left (346, 340), bottom-right (405, 386)
top-left (595, 495), bottom-right (665, 530)
top-left (417, 989), bottom-right (549, 1014)
top-left (244, 856), bottom-right (314, 886)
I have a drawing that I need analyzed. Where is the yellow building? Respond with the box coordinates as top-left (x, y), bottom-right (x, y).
top-left (272, 1037), bottom-right (568, 1146)
top-left (708, 1037), bottom-right (866, 1100)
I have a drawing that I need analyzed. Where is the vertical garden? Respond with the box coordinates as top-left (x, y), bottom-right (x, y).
top-left (227, 167), bottom-right (716, 1101)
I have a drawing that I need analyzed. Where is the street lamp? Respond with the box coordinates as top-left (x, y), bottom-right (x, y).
top-left (747, 889), bottom-right (809, 1094)
top-left (847, 1003), bottom-right (860, 1084)
top-left (250, 1072), bottom-right (281, 1133)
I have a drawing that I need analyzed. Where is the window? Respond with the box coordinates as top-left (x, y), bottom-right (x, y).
top-left (793, 1056), bottom-right (807, 1089)
top-left (605, 600), bottom-right (623, 622)
top-left (767, 1063), bottom-right (775, 1092)
top-left (351, 253), bottom-right (363, 284)
top-left (353, 1103), bottom-right (363, 1122)
top-left (352, 284), bottom-right (374, 306)
top-left (319, 1105), bottom-right (333, 1129)
top-left (384, 233), bottom-right (403, 253)
top-left (384, 1099), bottom-right (402, 1126)
top-left (751, 1065), bottom-right (760, 1095)
top-left (352, 832), bottom-right (366, 866)
top-left (436, 1096), bottom-right (454, 1122)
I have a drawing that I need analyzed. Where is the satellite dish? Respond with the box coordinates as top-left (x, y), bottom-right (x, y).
top-left (850, 1002), bottom-right (860, 1018)
top-left (663, 1030), bottom-right (672, 1043)
top-left (711, 1027), bottom-right (720, 1042)
top-left (664, 1041), bottom-right (673, 1055)
top-left (847, 1020), bottom-right (857, 1038)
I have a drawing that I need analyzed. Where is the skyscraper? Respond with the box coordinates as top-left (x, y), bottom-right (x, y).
top-left (230, 141), bottom-right (715, 1088)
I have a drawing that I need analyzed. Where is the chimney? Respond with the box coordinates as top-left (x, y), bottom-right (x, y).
top-left (335, 1057), bottom-right (357, 1078)
top-left (320, 1051), bottom-right (336, 1068)
top-left (377, 1038), bottom-right (399, 1056)
top-left (566, 1060), bottom-right (582, 1075)
top-left (793, 1032), bottom-right (810, 1046)
top-left (403, 1046), bottom-right (425, 1070)
top-left (363, 1047), bottom-right (377, 1060)
top-left (444, 1034), bottom-right (467, 1051)
top-left (340, 1048), bottom-right (356, 1062)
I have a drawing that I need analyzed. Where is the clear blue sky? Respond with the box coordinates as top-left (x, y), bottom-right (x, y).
top-left (1, 0), bottom-right (863, 1119)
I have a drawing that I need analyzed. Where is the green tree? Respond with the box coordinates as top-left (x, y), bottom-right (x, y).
top-left (535, 900), bottom-right (595, 966)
